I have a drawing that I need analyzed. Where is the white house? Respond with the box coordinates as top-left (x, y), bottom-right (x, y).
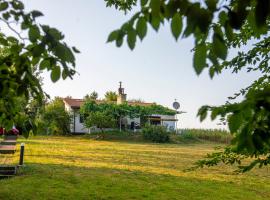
top-left (63, 82), bottom-right (178, 133)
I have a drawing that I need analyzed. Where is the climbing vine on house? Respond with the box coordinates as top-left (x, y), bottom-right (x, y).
top-left (80, 100), bottom-right (176, 128)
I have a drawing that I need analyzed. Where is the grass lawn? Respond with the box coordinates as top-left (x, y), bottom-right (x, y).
top-left (0, 136), bottom-right (270, 200)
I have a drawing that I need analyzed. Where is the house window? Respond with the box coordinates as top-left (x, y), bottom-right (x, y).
top-left (79, 114), bottom-right (84, 123)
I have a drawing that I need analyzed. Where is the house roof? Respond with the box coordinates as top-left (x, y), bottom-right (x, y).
top-left (63, 98), bottom-right (84, 108)
top-left (127, 102), bottom-right (155, 106)
top-left (63, 98), bottom-right (155, 108)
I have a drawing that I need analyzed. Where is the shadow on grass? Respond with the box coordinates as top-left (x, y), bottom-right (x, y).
top-left (0, 163), bottom-right (269, 200)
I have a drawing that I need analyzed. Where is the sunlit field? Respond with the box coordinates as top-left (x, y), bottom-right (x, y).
top-left (0, 136), bottom-right (270, 200)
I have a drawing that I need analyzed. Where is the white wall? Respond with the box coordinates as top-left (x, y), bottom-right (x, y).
top-left (74, 113), bottom-right (86, 133)
top-left (151, 114), bottom-right (177, 131)
top-left (162, 121), bottom-right (176, 131)
top-left (64, 103), bottom-right (86, 133)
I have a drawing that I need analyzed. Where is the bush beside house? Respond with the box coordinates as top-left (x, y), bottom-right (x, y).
top-left (142, 125), bottom-right (171, 143)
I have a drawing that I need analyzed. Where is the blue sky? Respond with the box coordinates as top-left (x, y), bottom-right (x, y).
top-left (22, 0), bottom-right (260, 129)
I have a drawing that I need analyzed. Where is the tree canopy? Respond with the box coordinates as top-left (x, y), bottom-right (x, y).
top-left (104, 91), bottom-right (118, 102)
top-left (36, 97), bottom-right (70, 135)
top-left (0, 0), bottom-right (78, 131)
top-left (84, 91), bottom-right (98, 101)
top-left (84, 111), bottom-right (116, 133)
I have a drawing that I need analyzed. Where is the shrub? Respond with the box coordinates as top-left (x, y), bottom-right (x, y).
top-left (37, 97), bottom-right (71, 135)
top-left (142, 125), bottom-right (170, 143)
top-left (177, 129), bottom-right (231, 143)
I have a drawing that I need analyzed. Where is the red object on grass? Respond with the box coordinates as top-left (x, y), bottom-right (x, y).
top-left (0, 126), bottom-right (19, 135)
top-left (0, 127), bottom-right (5, 135)
top-left (11, 127), bottom-right (19, 135)
top-left (7, 126), bottom-right (19, 135)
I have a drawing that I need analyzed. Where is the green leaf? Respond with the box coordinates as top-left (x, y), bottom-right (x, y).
top-left (41, 25), bottom-right (50, 33)
top-left (21, 22), bottom-right (29, 30)
top-left (206, 0), bottom-right (218, 12)
top-left (171, 13), bottom-right (182, 41)
top-left (150, 0), bottom-right (160, 16)
top-left (32, 57), bottom-right (40, 66)
top-left (225, 22), bottom-right (234, 41)
top-left (12, 1), bottom-right (24, 10)
top-left (209, 67), bottom-right (215, 79)
top-left (0, 2), bottom-right (8, 11)
top-left (72, 46), bottom-right (80, 53)
top-left (136, 17), bottom-right (147, 40)
top-left (62, 68), bottom-right (68, 80)
top-left (0, 37), bottom-right (8, 46)
top-left (210, 107), bottom-right (220, 120)
top-left (193, 44), bottom-right (207, 75)
top-left (228, 113), bottom-right (243, 133)
top-left (7, 36), bottom-right (18, 43)
top-left (51, 65), bottom-right (61, 83)
top-left (150, 15), bottom-right (160, 31)
top-left (197, 106), bottom-right (209, 122)
top-left (116, 37), bottom-right (123, 47)
top-left (212, 33), bottom-right (227, 60)
top-left (107, 30), bottom-right (119, 43)
top-left (29, 26), bottom-right (40, 42)
top-left (197, 9), bottom-right (211, 33)
top-left (255, 0), bottom-right (269, 28)
top-left (40, 59), bottom-right (50, 70)
top-left (2, 12), bottom-right (10, 20)
top-left (32, 44), bottom-right (44, 57)
top-left (218, 11), bottom-right (228, 26)
top-left (48, 28), bottom-right (64, 40)
top-left (141, 0), bottom-right (148, 7)
top-left (54, 43), bottom-right (75, 63)
top-left (127, 29), bottom-right (136, 50)
top-left (31, 10), bottom-right (44, 18)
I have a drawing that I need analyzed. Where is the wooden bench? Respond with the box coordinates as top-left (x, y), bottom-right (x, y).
top-left (0, 166), bottom-right (17, 179)
top-left (4, 135), bottom-right (18, 141)
top-left (1, 140), bottom-right (17, 145)
top-left (0, 145), bottom-right (16, 154)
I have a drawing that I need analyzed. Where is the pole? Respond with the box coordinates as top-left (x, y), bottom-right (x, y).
top-left (19, 143), bottom-right (25, 166)
top-left (175, 111), bottom-right (178, 134)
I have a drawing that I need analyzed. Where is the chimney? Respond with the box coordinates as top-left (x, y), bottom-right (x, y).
top-left (117, 81), bottom-right (127, 104)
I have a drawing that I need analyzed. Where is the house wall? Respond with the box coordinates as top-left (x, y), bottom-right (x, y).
top-left (162, 120), bottom-right (176, 131)
top-left (151, 114), bottom-right (177, 131)
top-left (74, 113), bottom-right (85, 133)
top-left (64, 102), bottom-right (72, 112)
top-left (64, 103), bottom-right (86, 133)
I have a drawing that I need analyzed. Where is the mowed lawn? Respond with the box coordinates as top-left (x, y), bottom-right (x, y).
top-left (0, 136), bottom-right (270, 200)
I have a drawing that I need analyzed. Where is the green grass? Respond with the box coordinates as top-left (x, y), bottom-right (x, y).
top-left (0, 136), bottom-right (270, 200)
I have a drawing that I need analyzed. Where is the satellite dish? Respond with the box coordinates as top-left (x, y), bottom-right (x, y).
top-left (173, 101), bottom-right (180, 110)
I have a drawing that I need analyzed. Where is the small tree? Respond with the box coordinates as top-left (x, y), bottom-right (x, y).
top-left (104, 91), bottom-right (117, 102)
top-left (84, 91), bottom-right (98, 101)
top-left (84, 111), bottom-right (116, 134)
top-left (0, 0), bottom-right (78, 132)
top-left (38, 97), bottom-right (71, 135)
